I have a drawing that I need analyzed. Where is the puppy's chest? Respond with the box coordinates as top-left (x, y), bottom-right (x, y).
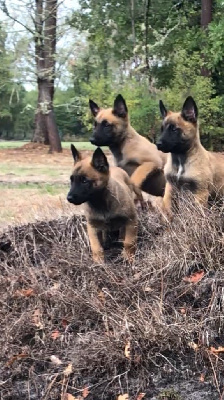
top-left (87, 204), bottom-right (129, 230)
top-left (89, 212), bottom-right (129, 230)
top-left (166, 157), bottom-right (198, 193)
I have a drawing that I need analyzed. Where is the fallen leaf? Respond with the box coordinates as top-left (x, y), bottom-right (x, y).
top-left (32, 309), bottom-right (44, 329)
top-left (134, 354), bottom-right (141, 364)
top-left (52, 282), bottom-right (60, 290)
top-left (62, 394), bottom-right (79, 400)
top-left (50, 355), bottom-right (62, 365)
top-left (82, 386), bottom-right (89, 398)
top-left (199, 369), bottom-right (207, 382)
top-left (144, 286), bottom-right (152, 293)
top-left (62, 318), bottom-right (69, 329)
top-left (124, 341), bottom-right (131, 359)
top-left (15, 288), bottom-right (35, 297)
top-left (133, 272), bottom-right (142, 282)
top-left (136, 394), bottom-right (146, 400)
top-left (210, 346), bottom-right (224, 354)
top-left (188, 341), bottom-right (199, 351)
top-left (183, 270), bottom-right (205, 283)
top-left (51, 330), bottom-right (61, 340)
top-left (6, 353), bottom-right (29, 367)
top-left (98, 290), bottom-right (106, 305)
top-left (63, 363), bottom-right (73, 376)
top-left (117, 395), bottom-right (129, 400)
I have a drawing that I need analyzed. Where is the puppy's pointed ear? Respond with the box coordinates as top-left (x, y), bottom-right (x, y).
top-left (181, 96), bottom-right (198, 123)
top-left (91, 147), bottom-right (109, 173)
top-left (71, 144), bottom-right (81, 163)
top-left (89, 99), bottom-right (100, 117)
top-left (113, 94), bottom-right (128, 118)
top-left (159, 100), bottom-right (168, 119)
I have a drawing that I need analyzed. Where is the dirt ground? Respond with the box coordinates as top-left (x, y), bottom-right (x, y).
top-left (0, 143), bottom-right (112, 230)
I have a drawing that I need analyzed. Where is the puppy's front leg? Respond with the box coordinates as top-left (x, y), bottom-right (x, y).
top-left (194, 189), bottom-right (209, 207)
top-left (161, 181), bottom-right (173, 218)
top-left (87, 223), bottom-right (104, 263)
top-left (123, 219), bottom-right (138, 262)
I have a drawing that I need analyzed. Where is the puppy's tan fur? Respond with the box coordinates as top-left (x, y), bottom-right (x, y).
top-left (90, 95), bottom-right (167, 196)
top-left (69, 148), bottom-right (142, 263)
top-left (160, 105), bottom-right (224, 214)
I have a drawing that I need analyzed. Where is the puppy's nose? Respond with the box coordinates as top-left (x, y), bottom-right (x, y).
top-left (89, 137), bottom-right (96, 144)
top-left (156, 140), bottom-right (163, 150)
top-left (67, 194), bottom-right (73, 203)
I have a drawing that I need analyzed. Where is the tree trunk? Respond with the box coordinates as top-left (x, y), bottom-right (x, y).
top-left (33, 79), bottom-right (49, 144)
top-left (130, 0), bottom-right (137, 68)
top-left (145, 0), bottom-right (151, 87)
top-left (32, 0), bottom-right (62, 152)
top-left (201, 0), bottom-right (212, 77)
top-left (33, 0), bottom-right (46, 143)
top-left (201, 0), bottom-right (212, 27)
top-left (46, 109), bottom-right (61, 153)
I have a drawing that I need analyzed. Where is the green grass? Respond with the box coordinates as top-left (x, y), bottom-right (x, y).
top-left (0, 141), bottom-right (28, 148)
top-left (0, 163), bottom-right (68, 177)
top-left (0, 141), bottom-right (102, 151)
top-left (0, 182), bottom-right (67, 195)
top-left (62, 142), bottom-right (99, 150)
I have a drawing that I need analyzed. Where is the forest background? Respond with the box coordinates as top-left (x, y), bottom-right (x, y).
top-left (0, 0), bottom-right (223, 151)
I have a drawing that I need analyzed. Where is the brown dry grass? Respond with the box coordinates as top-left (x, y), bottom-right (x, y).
top-left (0, 145), bottom-right (113, 230)
top-left (0, 189), bottom-right (84, 230)
top-left (0, 195), bottom-right (223, 400)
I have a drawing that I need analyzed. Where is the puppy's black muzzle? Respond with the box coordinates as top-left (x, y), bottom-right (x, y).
top-left (67, 192), bottom-right (85, 206)
top-left (156, 139), bottom-right (171, 153)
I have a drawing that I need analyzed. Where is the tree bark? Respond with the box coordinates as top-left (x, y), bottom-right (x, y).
top-left (145, 0), bottom-right (151, 88)
top-left (33, 0), bottom-right (48, 143)
top-left (130, 0), bottom-right (137, 68)
top-left (201, 0), bottom-right (212, 28)
top-left (32, 0), bottom-right (62, 152)
top-left (0, 0), bottom-right (62, 151)
top-left (201, 0), bottom-right (212, 77)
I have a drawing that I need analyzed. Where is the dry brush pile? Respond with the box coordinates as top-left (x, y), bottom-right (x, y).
top-left (0, 196), bottom-right (224, 400)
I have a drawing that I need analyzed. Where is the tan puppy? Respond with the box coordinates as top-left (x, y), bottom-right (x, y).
top-left (157, 96), bottom-right (224, 214)
top-left (89, 94), bottom-right (167, 196)
top-left (67, 145), bottom-right (142, 263)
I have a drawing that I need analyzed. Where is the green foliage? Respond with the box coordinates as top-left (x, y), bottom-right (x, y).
top-left (77, 76), bottom-right (117, 133)
top-left (2, 0), bottom-right (224, 150)
top-left (54, 88), bottom-right (85, 139)
top-left (0, 25), bottom-right (25, 138)
top-left (120, 80), bottom-right (158, 138)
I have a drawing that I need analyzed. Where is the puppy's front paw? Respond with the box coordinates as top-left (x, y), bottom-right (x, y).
top-left (92, 251), bottom-right (104, 264)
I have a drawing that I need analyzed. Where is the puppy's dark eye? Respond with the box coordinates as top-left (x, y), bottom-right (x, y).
top-left (80, 176), bottom-right (88, 184)
top-left (70, 175), bottom-right (74, 183)
top-left (103, 120), bottom-right (110, 127)
top-left (170, 124), bottom-right (177, 132)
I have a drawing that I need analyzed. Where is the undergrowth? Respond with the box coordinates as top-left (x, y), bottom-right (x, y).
top-left (0, 195), bottom-right (223, 399)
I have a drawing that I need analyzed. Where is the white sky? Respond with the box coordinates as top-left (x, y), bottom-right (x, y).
top-left (0, 0), bottom-right (81, 90)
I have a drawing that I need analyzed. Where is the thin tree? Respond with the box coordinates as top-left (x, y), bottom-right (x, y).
top-left (201, 0), bottom-right (212, 77)
top-left (0, 0), bottom-right (62, 152)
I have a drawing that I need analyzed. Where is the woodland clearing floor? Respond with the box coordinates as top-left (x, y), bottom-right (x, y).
top-left (0, 144), bottom-right (112, 230)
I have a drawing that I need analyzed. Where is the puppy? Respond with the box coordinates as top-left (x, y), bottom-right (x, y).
top-left (67, 145), bottom-right (142, 263)
top-left (89, 94), bottom-right (167, 196)
top-left (157, 96), bottom-right (224, 214)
